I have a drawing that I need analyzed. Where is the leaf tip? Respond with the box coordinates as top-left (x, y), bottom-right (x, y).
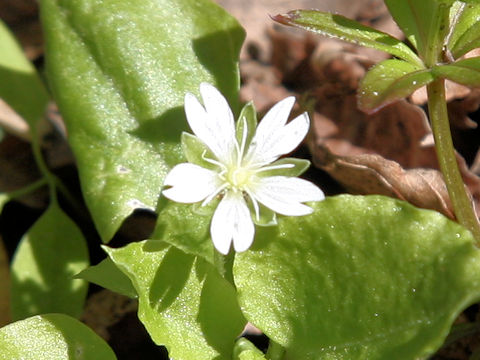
top-left (270, 11), bottom-right (299, 25)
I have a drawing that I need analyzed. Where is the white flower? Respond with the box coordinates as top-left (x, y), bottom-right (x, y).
top-left (163, 83), bottom-right (324, 254)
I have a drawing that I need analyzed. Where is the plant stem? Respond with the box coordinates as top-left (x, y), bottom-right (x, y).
top-left (266, 340), bottom-right (285, 360)
top-left (3, 177), bottom-right (48, 201)
top-left (427, 79), bottom-right (480, 244)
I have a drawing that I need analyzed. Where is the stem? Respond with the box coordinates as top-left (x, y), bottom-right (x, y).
top-left (427, 79), bottom-right (480, 244)
top-left (266, 340), bottom-right (285, 360)
top-left (3, 177), bottom-right (48, 201)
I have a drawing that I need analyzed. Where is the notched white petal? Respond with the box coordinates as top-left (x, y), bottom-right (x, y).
top-left (210, 193), bottom-right (255, 254)
top-left (247, 111), bottom-right (310, 165)
top-left (163, 163), bottom-right (219, 203)
top-left (252, 176), bottom-right (324, 216)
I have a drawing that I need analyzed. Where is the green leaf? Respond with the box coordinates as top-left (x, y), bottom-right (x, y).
top-left (0, 19), bottom-right (49, 128)
top-left (0, 194), bottom-right (8, 214)
top-left (447, 2), bottom-right (480, 58)
top-left (0, 313), bottom-right (117, 360)
top-left (234, 195), bottom-right (480, 360)
top-left (233, 338), bottom-right (266, 360)
top-left (272, 10), bottom-right (422, 67)
top-left (433, 57), bottom-right (480, 86)
top-left (10, 202), bottom-right (89, 321)
top-left (105, 241), bottom-right (246, 360)
top-left (358, 59), bottom-right (434, 113)
top-left (384, 0), bottom-right (452, 63)
top-left (40, 0), bottom-right (245, 242)
top-left (75, 257), bottom-right (137, 299)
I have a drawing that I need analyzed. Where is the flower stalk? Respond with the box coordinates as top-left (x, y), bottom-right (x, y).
top-left (427, 79), bottom-right (480, 244)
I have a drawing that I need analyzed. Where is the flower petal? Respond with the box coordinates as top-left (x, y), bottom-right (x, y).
top-left (246, 112), bottom-right (310, 165)
top-left (252, 176), bottom-right (324, 216)
top-left (163, 163), bottom-right (220, 203)
top-left (211, 192), bottom-right (255, 254)
top-left (184, 84), bottom-right (236, 164)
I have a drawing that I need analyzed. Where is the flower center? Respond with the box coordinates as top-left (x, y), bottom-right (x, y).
top-left (226, 166), bottom-right (253, 191)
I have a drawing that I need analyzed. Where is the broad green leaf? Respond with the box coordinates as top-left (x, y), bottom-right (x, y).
top-left (0, 20), bottom-right (49, 128)
top-left (75, 257), bottom-right (137, 298)
top-left (273, 10), bottom-right (422, 67)
top-left (358, 59), bottom-right (434, 113)
top-left (0, 313), bottom-right (116, 360)
top-left (234, 195), bottom-right (480, 360)
top-left (433, 57), bottom-right (480, 86)
top-left (105, 241), bottom-right (246, 360)
top-left (233, 338), bottom-right (266, 360)
top-left (447, 1), bottom-right (480, 58)
top-left (10, 202), bottom-right (89, 320)
top-left (385, 0), bottom-right (452, 63)
top-left (40, 0), bottom-right (245, 242)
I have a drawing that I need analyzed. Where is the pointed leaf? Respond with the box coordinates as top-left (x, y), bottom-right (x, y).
top-left (0, 20), bottom-right (48, 129)
top-left (385, 0), bottom-right (453, 61)
top-left (10, 203), bottom-right (89, 320)
top-left (433, 57), bottom-right (480, 87)
top-left (447, 1), bottom-right (480, 58)
top-left (0, 313), bottom-right (116, 359)
top-left (40, 0), bottom-right (244, 242)
top-left (273, 10), bottom-right (422, 67)
top-left (105, 241), bottom-right (246, 360)
top-left (358, 59), bottom-right (434, 113)
top-left (234, 195), bottom-right (480, 360)
top-left (75, 257), bottom-right (137, 299)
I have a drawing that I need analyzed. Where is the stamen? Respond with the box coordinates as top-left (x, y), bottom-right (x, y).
top-left (255, 163), bottom-right (295, 173)
top-left (245, 189), bottom-right (260, 221)
top-left (201, 182), bottom-right (228, 206)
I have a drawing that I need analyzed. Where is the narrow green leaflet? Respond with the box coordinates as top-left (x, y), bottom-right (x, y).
top-left (433, 57), bottom-right (480, 86)
top-left (40, 0), bottom-right (245, 242)
top-left (0, 313), bottom-right (116, 360)
top-left (447, 1), bottom-right (480, 58)
top-left (0, 19), bottom-right (49, 128)
top-left (384, 0), bottom-right (452, 62)
top-left (105, 241), bottom-right (246, 360)
top-left (273, 10), bottom-right (422, 67)
top-left (75, 257), bottom-right (137, 299)
top-left (358, 59), bottom-right (434, 113)
top-left (0, 237), bottom-right (9, 327)
top-left (234, 195), bottom-right (480, 360)
top-left (10, 202), bottom-right (89, 321)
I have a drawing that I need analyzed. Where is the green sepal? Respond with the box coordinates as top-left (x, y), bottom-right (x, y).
top-left (236, 101), bottom-right (258, 150)
top-left (433, 57), bottom-right (480, 87)
top-left (250, 201), bottom-right (277, 227)
top-left (74, 257), bottom-right (137, 299)
top-left (181, 132), bottom-right (217, 170)
top-left (447, 1), bottom-right (480, 58)
top-left (258, 158), bottom-right (310, 178)
top-left (358, 59), bottom-right (434, 113)
top-left (273, 10), bottom-right (423, 67)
